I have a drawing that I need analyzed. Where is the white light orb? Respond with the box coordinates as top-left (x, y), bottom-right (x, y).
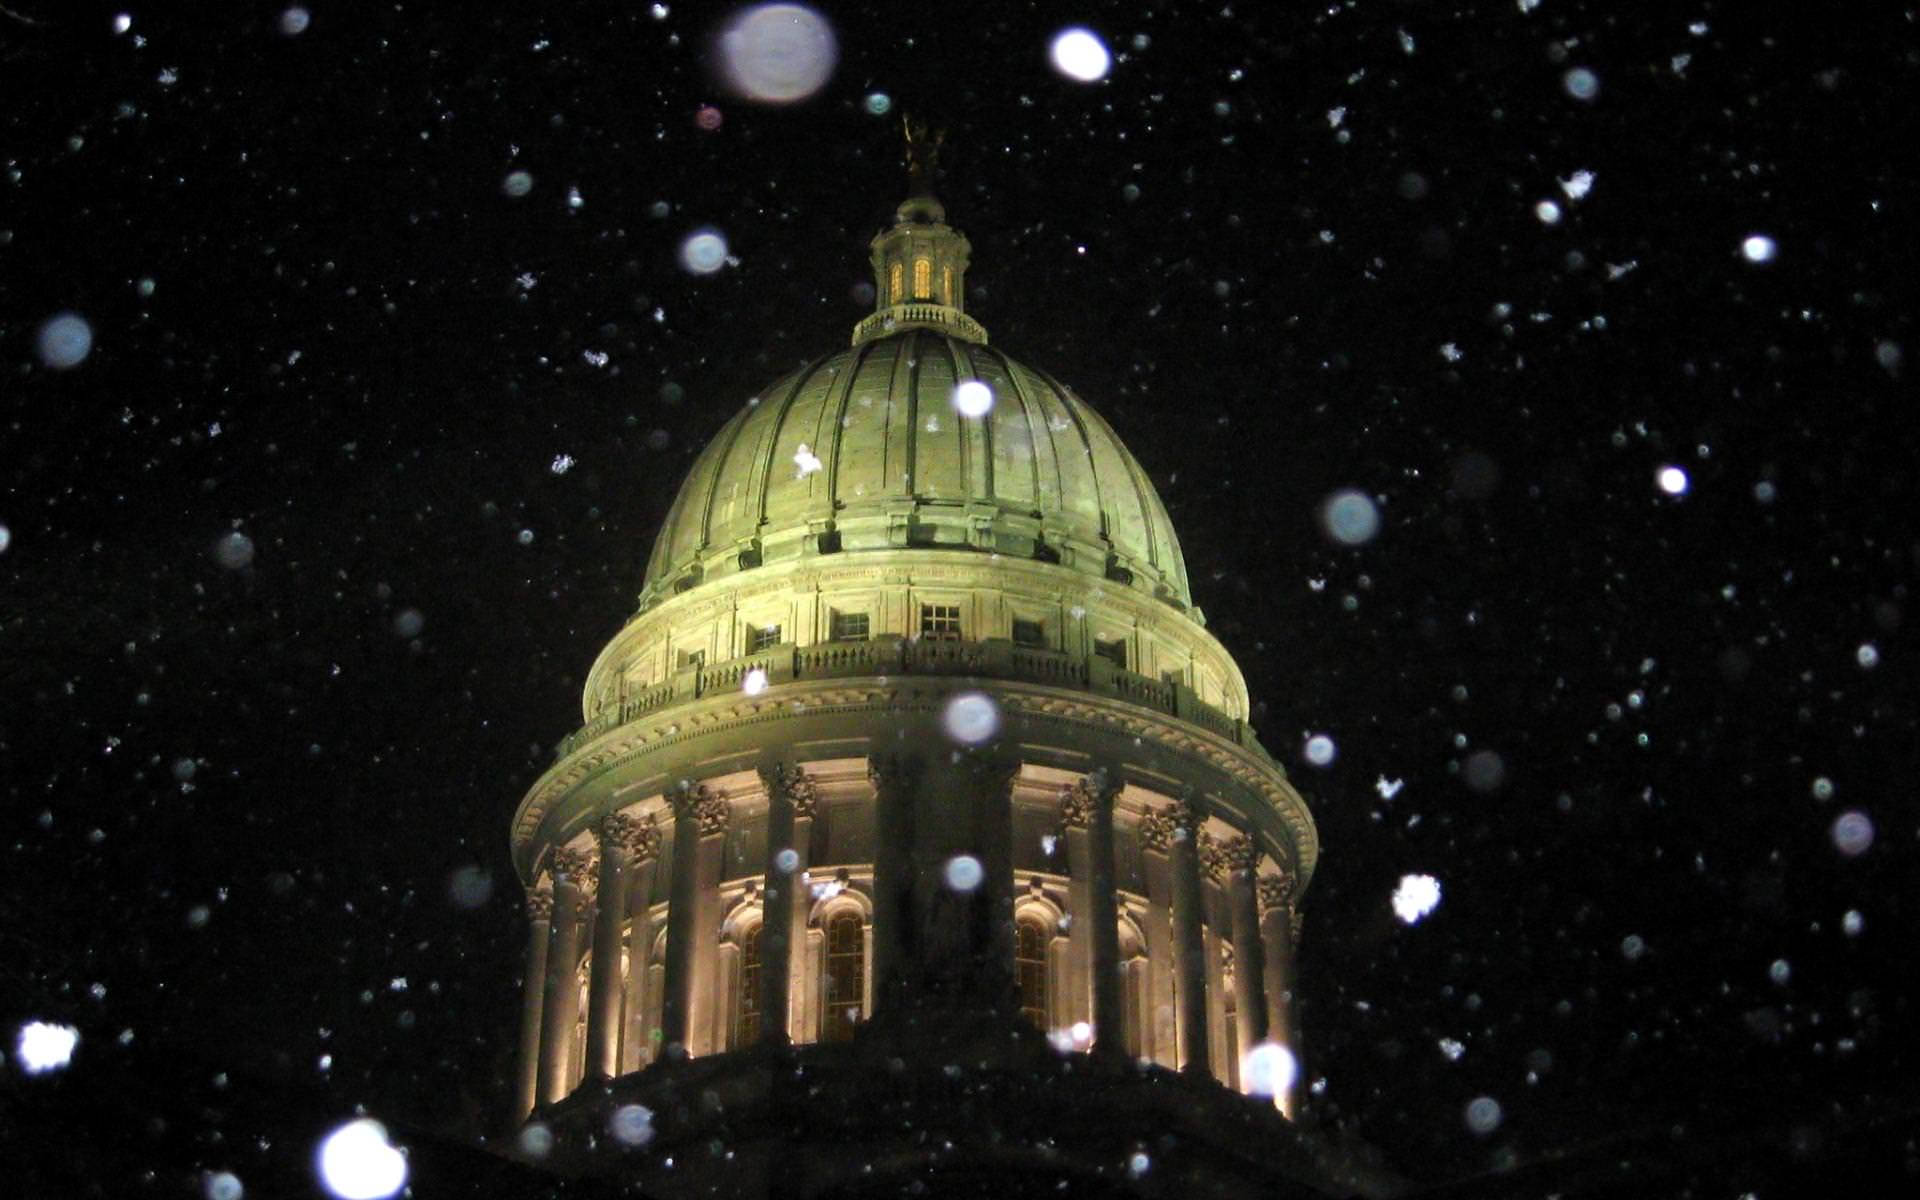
top-left (1657, 465), bottom-right (1689, 495)
top-left (1562, 66), bottom-right (1599, 100)
top-left (35, 312), bottom-right (93, 369)
top-left (679, 229), bottom-right (729, 275)
top-left (1240, 1041), bottom-right (1298, 1100)
top-left (1464, 1095), bottom-right (1504, 1134)
top-left (1319, 489), bottom-right (1380, 545)
top-left (1534, 199), bottom-right (1563, 225)
top-left (213, 530), bottom-right (256, 570)
top-left (941, 691), bottom-right (999, 745)
top-left (952, 379), bottom-right (994, 418)
top-left (943, 854), bottom-right (984, 892)
top-left (515, 1122), bottom-right (553, 1158)
top-left (16, 1021), bottom-right (79, 1073)
top-left (0, 524), bottom-right (10, 554)
top-left (280, 7), bottom-right (311, 36)
top-left (1303, 734), bottom-right (1336, 766)
top-left (203, 1170), bottom-right (244, 1200)
top-left (1391, 873), bottom-right (1441, 924)
top-left (774, 848), bottom-right (800, 874)
top-left (1831, 810), bottom-right (1874, 857)
top-left (502, 170), bottom-right (534, 198)
top-left (718, 4), bottom-right (838, 104)
top-left (608, 1103), bottom-right (656, 1147)
top-left (1049, 27), bottom-right (1111, 82)
top-left (793, 442), bottom-right (823, 477)
top-left (315, 1119), bottom-right (407, 1200)
top-left (1742, 234), bottom-right (1777, 263)
top-left (742, 667), bottom-right (769, 696)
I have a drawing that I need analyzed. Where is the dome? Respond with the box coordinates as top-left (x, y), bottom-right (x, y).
top-left (639, 329), bottom-right (1195, 612)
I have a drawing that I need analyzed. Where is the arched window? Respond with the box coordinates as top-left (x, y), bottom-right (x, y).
top-left (822, 912), bottom-right (864, 1042)
top-left (913, 257), bottom-right (931, 299)
top-left (888, 262), bottom-right (903, 303)
top-left (941, 266), bottom-right (953, 305)
top-left (1015, 917), bottom-right (1050, 1030)
top-left (734, 921), bottom-right (763, 1049)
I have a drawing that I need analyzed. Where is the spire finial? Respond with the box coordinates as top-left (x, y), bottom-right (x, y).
top-left (901, 114), bottom-right (944, 199)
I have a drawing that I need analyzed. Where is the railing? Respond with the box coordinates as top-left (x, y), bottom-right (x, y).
top-left (850, 304), bottom-right (989, 346)
top-left (557, 637), bottom-right (1255, 759)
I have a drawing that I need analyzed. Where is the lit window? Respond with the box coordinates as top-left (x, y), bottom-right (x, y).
top-left (889, 262), bottom-right (902, 302)
top-left (734, 922), bottom-right (763, 1049)
top-left (822, 912), bottom-right (864, 1042)
top-left (749, 625), bottom-right (782, 652)
top-left (831, 611), bottom-right (870, 642)
top-left (1015, 917), bottom-right (1050, 1030)
top-left (1011, 618), bottom-right (1046, 648)
top-left (1094, 638), bottom-right (1127, 670)
top-left (913, 257), bottom-right (931, 298)
top-left (920, 604), bottom-right (962, 641)
top-left (942, 266), bottom-right (953, 305)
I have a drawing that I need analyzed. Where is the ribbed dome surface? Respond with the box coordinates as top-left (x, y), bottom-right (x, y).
top-left (640, 330), bottom-right (1192, 610)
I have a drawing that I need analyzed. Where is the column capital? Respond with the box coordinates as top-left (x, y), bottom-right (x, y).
top-left (1139, 807), bottom-right (1177, 853)
top-left (550, 846), bottom-right (597, 895)
top-left (1170, 789), bottom-right (1208, 835)
top-left (1221, 832), bottom-right (1261, 875)
top-left (1257, 872), bottom-right (1296, 919)
top-left (525, 888), bottom-right (555, 922)
top-left (1058, 783), bottom-right (1094, 830)
top-left (668, 778), bottom-right (709, 817)
top-left (608, 810), bottom-right (663, 862)
top-left (954, 749), bottom-right (1021, 793)
top-left (1199, 833), bottom-right (1227, 883)
top-left (695, 791), bottom-right (732, 836)
top-left (867, 751), bottom-right (923, 791)
top-left (759, 762), bottom-right (820, 818)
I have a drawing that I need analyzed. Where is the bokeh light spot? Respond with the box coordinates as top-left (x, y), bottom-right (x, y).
top-left (315, 1119), bottom-right (407, 1200)
top-left (718, 5), bottom-right (838, 103)
top-left (1049, 28), bottom-right (1111, 82)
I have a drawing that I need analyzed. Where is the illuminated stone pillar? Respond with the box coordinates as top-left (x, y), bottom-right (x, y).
top-left (1138, 809), bottom-right (1179, 1068)
top-left (1259, 871), bottom-right (1301, 1115)
top-left (868, 754), bottom-right (920, 1012)
top-left (1167, 795), bottom-right (1211, 1077)
top-left (659, 784), bottom-right (702, 1057)
top-left (512, 885), bottom-right (552, 1121)
top-left (1085, 769), bottom-right (1125, 1054)
top-left (1060, 786), bottom-right (1095, 1028)
top-left (538, 848), bottom-right (593, 1105)
top-left (687, 789), bottom-right (730, 1055)
top-left (967, 755), bottom-right (1020, 1010)
top-left (621, 814), bottom-right (662, 1073)
top-left (757, 763), bottom-right (816, 1046)
top-left (584, 814), bottom-right (637, 1079)
top-left (1225, 834), bottom-right (1271, 1082)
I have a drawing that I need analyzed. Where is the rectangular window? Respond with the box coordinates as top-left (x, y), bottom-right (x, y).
top-left (1094, 638), bottom-right (1127, 670)
top-left (913, 257), bottom-right (931, 299)
top-left (830, 611), bottom-right (870, 642)
top-left (1011, 618), bottom-right (1046, 648)
top-left (920, 603), bottom-right (962, 641)
top-left (676, 648), bottom-right (706, 670)
top-left (822, 913), bottom-right (865, 1043)
top-left (749, 625), bottom-right (782, 652)
top-left (942, 266), bottom-right (953, 305)
top-left (889, 263), bottom-right (902, 302)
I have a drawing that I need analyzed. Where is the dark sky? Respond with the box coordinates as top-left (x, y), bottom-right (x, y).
top-left (3, 1), bottom-right (1915, 1194)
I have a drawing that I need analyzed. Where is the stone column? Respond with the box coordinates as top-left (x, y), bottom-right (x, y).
top-left (966, 755), bottom-right (1020, 1011)
top-left (1138, 808), bottom-right (1179, 1068)
top-left (584, 814), bottom-right (637, 1080)
top-left (687, 789), bottom-right (731, 1055)
top-left (512, 885), bottom-right (552, 1122)
top-left (1059, 785), bottom-right (1095, 1028)
top-left (1225, 834), bottom-right (1270, 1084)
top-left (621, 814), bottom-right (662, 1072)
top-left (757, 762), bottom-right (817, 1046)
top-left (538, 848), bottom-right (594, 1105)
top-left (659, 784), bottom-right (703, 1057)
top-left (1201, 839), bottom-right (1233, 1084)
top-left (1259, 870), bottom-right (1301, 1115)
top-left (867, 754), bottom-right (920, 1013)
top-left (1167, 795), bottom-right (1211, 1077)
top-left (1085, 769), bottom-right (1126, 1055)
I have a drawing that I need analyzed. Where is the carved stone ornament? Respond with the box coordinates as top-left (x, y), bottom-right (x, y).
top-left (1199, 834), bottom-right (1227, 882)
top-left (1138, 808), bottom-right (1177, 853)
top-left (1057, 783), bottom-right (1095, 830)
top-left (1257, 873), bottom-right (1295, 918)
top-left (1170, 791), bottom-right (1207, 834)
top-left (612, 811), bottom-right (663, 861)
top-left (1222, 833), bottom-right (1261, 874)
top-left (525, 889), bottom-right (554, 922)
top-left (696, 792), bottom-right (732, 836)
top-left (762, 762), bottom-right (820, 818)
top-left (599, 812), bottom-right (639, 856)
top-left (550, 846), bottom-right (597, 894)
top-left (669, 780), bottom-right (710, 817)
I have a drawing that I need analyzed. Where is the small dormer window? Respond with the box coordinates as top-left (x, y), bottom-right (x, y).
top-left (889, 262), bottom-right (903, 303)
top-left (920, 603), bottom-right (962, 641)
top-left (749, 625), bottom-right (782, 653)
top-left (913, 257), bottom-right (931, 299)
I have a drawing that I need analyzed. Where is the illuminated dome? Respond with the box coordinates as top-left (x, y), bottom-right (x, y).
top-left (639, 331), bottom-right (1195, 613)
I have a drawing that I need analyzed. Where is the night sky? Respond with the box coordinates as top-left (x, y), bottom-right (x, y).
top-left (3, 1), bottom-right (1915, 1195)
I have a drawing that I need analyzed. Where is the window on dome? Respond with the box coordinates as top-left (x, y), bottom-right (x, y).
top-left (821, 912), bottom-right (864, 1042)
top-left (830, 611), bottom-right (870, 642)
top-left (676, 648), bottom-right (705, 671)
top-left (1094, 638), bottom-right (1127, 670)
top-left (1011, 618), bottom-right (1046, 648)
top-left (889, 262), bottom-right (902, 303)
top-left (920, 604), bottom-right (962, 641)
top-left (1015, 917), bottom-right (1050, 1030)
top-left (913, 257), bottom-right (931, 298)
top-left (942, 266), bottom-right (953, 305)
top-left (749, 625), bottom-right (782, 653)
top-left (734, 922), bottom-right (763, 1049)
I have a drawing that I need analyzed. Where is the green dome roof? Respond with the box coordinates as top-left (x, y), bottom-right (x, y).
top-left (639, 329), bottom-right (1194, 613)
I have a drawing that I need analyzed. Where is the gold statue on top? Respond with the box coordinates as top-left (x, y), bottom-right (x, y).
top-left (902, 114), bottom-right (945, 197)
